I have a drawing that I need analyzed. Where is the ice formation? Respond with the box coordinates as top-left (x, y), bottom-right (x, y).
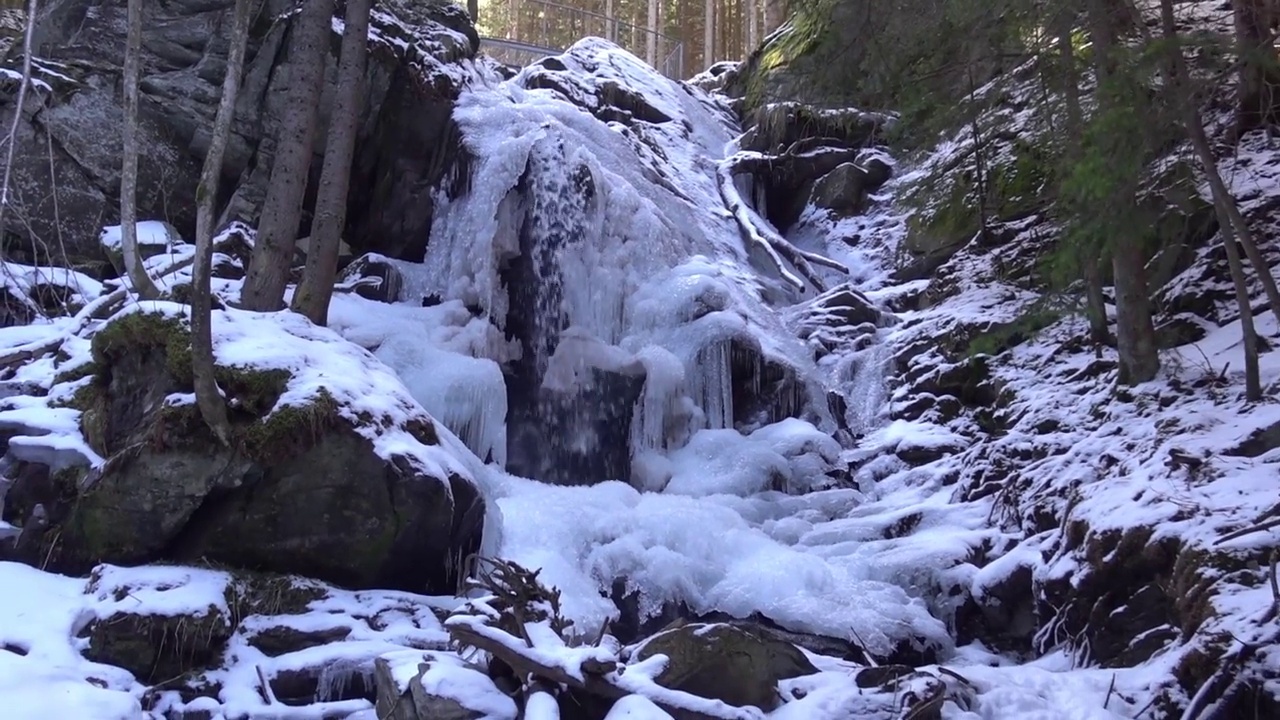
top-left (421, 39), bottom-right (836, 484)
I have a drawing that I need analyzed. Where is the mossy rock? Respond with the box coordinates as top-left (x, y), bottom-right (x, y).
top-left (226, 570), bottom-right (329, 620)
top-left (81, 565), bottom-right (235, 684)
top-left (636, 622), bottom-right (818, 710)
top-left (42, 311), bottom-right (483, 594)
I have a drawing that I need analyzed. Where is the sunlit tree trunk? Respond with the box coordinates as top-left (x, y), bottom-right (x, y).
top-left (704, 0), bottom-right (713, 67)
top-left (292, 0), bottom-right (372, 325)
top-left (240, 0), bottom-right (333, 311)
top-left (1088, 0), bottom-right (1160, 384)
top-left (646, 0), bottom-right (657, 64)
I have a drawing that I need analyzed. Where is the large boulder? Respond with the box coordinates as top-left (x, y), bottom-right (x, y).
top-left (9, 308), bottom-right (482, 594)
top-left (633, 622), bottom-right (818, 711)
top-left (4, 0), bottom-right (478, 270)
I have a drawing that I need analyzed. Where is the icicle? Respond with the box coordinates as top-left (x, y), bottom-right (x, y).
top-left (315, 659), bottom-right (372, 702)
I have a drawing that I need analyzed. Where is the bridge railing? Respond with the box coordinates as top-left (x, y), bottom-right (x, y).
top-left (468, 0), bottom-right (685, 79)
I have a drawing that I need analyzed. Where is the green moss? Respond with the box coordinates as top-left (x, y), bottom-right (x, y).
top-left (905, 173), bottom-right (979, 258)
top-left (217, 367), bottom-right (290, 418)
top-left (226, 570), bottom-right (327, 619)
top-left (52, 360), bottom-right (100, 386)
top-left (239, 389), bottom-right (340, 466)
top-left (966, 306), bottom-right (1064, 357)
top-left (741, 0), bottom-right (836, 109)
top-left (90, 311), bottom-right (195, 386)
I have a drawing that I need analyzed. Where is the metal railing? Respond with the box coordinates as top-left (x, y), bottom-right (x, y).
top-left (465, 0), bottom-right (685, 79)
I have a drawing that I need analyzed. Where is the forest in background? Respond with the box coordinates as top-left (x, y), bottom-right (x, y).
top-left (465, 0), bottom-right (788, 71)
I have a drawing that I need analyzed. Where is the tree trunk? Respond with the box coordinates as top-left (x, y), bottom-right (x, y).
top-left (1160, 0), bottom-right (1263, 399)
top-left (0, 0), bottom-right (38, 241)
top-left (120, 0), bottom-right (162, 299)
top-left (763, 0), bottom-right (782, 36)
top-left (1089, 0), bottom-right (1160, 384)
top-left (240, 0), bottom-right (333, 311)
top-left (747, 0), bottom-right (758, 51)
top-left (1056, 5), bottom-right (1112, 345)
top-left (646, 0), bottom-right (658, 65)
top-left (292, 0), bottom-right (371, 325)
top-left (703, 0), bottom-right (713, 67)
top-left (1233, 0), bottom-right (1280, 138)
top-left (191, 0), bottom-right (255, 444)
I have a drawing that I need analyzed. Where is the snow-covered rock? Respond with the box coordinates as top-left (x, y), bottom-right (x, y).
top-left (1, 302), bottom-right (484, 595)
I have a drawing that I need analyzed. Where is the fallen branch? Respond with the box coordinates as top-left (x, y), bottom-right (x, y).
top-left (0, 253), bottom-right (193, 370)
top-left (448, 622), bottom-right (734, 720)
top-left (717, 151), bottom-right (847, 292)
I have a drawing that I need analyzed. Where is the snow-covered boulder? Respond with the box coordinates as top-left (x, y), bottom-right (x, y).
top-left (5, 303), bottom-right (482, 594)
top-left (373, 651), bottom-right (516, 720)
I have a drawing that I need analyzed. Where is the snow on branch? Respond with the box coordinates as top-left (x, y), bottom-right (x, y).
top-left (717, 151), bottom-right (847, 293)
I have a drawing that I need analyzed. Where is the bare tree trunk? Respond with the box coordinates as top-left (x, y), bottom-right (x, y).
top-left (1089, 0), bottom-right (1160, 384)
top-left (239, 0), bottom-right (333, 311)
top-left (1233, 0), bottom-right (1280, 138)
top-left (704, 0), bottom-right (714, 67)
top-left (120, 0), bottom-right (162, 299)
top-left (1159, 0), bottom-right (1263, 399)
top-left (763, 0), bottom-right (782, 36)
top-left (191, 0), bottom-right (255, 444)
top-left (646, 0), bottom-right (657, 65)
top-left (1055, 5), bottom-right (1112, 345)
top-left (747, 0), bottom-right (758, 51)
top-left (292, 0), bottom-right (371, 325)
top-left (467, 0), bottom-right (478, 24)
top-left (0, 0), bottom-right (37, 246)
top-left (606, 0), bottom-right (615, 42)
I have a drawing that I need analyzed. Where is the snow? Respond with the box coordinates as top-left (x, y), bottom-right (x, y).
top-left (0, 563), bottom-right (142, 720)
top-left (87, 564), bottom-right (233, 620)
top-left (98, 221), bottom-right (177, 254)
top-left (605, 695), bottom-right (676, 719)
top-left (413, 653), bottom-right (519, 719)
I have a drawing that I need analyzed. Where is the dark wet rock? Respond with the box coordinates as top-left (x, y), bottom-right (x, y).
top-left (810, 163), bottom-right (869, 218)
top-left (634, 622), bottom-right (818, 711)
top-left (7, 0), bottom-right (478, 268)
top-left (340, 253), bottom-right (405, 303)
top-left (245, 624), bottom-right (352, 658)
top-left (809, 284), bottom-right (887, 328)
top-left (80, 566), bottom-right (235, 684)
top-left (1154, 313), bottom-right (1208, 349)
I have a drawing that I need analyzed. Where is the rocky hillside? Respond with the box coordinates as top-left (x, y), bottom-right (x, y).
top-left (0, 0), bottom-right (1277, 718)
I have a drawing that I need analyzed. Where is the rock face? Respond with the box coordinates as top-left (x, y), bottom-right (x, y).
top-left (5, 311), bottom-right (481, 594)
top-left (374, 654), bottom-right (511, 720)
top-left (5, 0), bottom-right (478, 271)
top-left (634, 622), bottom-right (818, 711)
